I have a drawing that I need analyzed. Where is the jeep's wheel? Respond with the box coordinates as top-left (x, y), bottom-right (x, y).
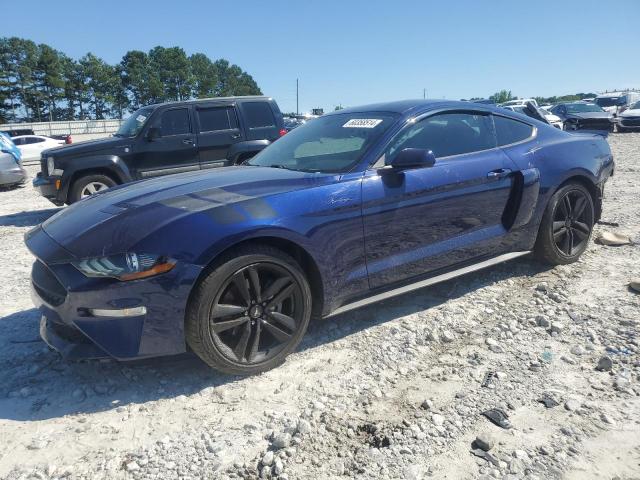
top-left (69, 174), bottom-right (116, 203)
top-left (185, 245), bottom-right (312, 375)
top-left (534, 182), bottom-right (594, 265)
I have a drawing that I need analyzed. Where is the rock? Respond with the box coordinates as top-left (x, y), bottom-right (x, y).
top-left (600, 413), bottom-right (616, 425)
top-left (296, 419), bottom-right (311, 435)
top-left (630, 278), bottom-right (640, 293)
top-left (441, 330), bottom-right (455, 343)
top-left (125, 462), bottom-right (140, 471)
top-left (421, 399), bottom-right (433, 410)
top-left (596, 356), bottom-right (613, 372)
top-left (272, 433), bottom-right (291, 449)
top-left (474, 434), bottom-right (494, 452)
top-left (273, 458), bottom-right (284, 475)
top-left (431, 414), bottom-right (445, 426)
top-left (549, 322), bottom-right (564, 334)
top-left (425, 330), bottom-right (439, 342)
top-left (513, 449), bottom-right (529, 460)
top-left (536, 316), bottom-right (551, 328)
top-left (540, 445), bottom-right (554, 456)
top-left (564, 400), bottom-right (581, 411)
top-left (262, 451), bottom-right (274, 466)
top-left (570, 345), bottom-right (586, 356)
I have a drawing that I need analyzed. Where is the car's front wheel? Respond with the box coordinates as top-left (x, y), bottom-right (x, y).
top-left (185, 245), bottom-right (312, 375)
top-left (69, 173), bottom-right (117, 203)
top-left (534, 182), bottom-right (595, 265)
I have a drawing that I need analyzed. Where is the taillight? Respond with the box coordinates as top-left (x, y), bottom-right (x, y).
top-left (65, 135), bottom-right (72, 144)
top-left (278, 128), bottom-right (287, 137)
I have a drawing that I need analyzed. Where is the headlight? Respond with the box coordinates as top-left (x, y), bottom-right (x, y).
top-left (72, 253), bottom-right (176, 281)
top-left (47, 156), bottom-right (55, 176)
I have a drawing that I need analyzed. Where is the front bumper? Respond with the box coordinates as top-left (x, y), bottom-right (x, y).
top-left (26, 226), bottom-right (203, 361)
top-left (618, 117), bottom-right (640, 129)
top-left (0, 164), bottom-right (27, 187)
top-left (33, 173), bottom-right (65, 206)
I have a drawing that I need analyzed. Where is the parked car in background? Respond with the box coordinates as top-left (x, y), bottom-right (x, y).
top-left (502, 103), bottom-right (562, 129)
top-left (283, 117), bottom-right (305, 132)
top-left (617, 100), bottom-right (640, 132)
top-left (27, 100), bottom-right (614, 374)
top-left (549, 102), bottom-right (615, 132)
top-left (595, 91), bottom-right (640, 117)
top-left (501, 98), bottom-right (539, 108)
top-left (0, 133), bottom-right (26, 187)
top-left (12, 135), bottom-right (66, 162)
top-left (33, 96), bottom-right (286, 205)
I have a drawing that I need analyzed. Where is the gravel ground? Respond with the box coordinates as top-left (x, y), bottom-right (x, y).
top-left (1, 133), bottom-right (639, 480)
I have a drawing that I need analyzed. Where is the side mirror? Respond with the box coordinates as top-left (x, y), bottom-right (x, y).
top-left (146, 127), bottom-right (161, 141)
top-left (389, 148), bottom-right (436, 170)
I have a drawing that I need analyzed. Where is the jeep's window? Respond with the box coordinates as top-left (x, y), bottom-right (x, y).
top-left (243, 102), bottom-right (276, 129)
top-left (387, 112), bottom-right (495, 160)
top-left (246, 113), bottom-right (397, 173)
top-left (115, 106), bottom-right (154, 137)
top-left (160, 108), bottom-right (191, 136)
top-left (494, 115), bottom-right (534, 146)
top-left (198, 107), bottom-right (237, 132)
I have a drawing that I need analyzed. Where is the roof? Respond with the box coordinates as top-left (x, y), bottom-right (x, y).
top-left (147, 96), bottom-right (271, 108)
top-left (324, 99), bottom-right (474, 117)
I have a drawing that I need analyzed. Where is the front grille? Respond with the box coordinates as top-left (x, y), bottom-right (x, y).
top-left (578, 119), bottom-right (611, 130)
top-left (32, 261), bottom-right (67, 306)
top-left (621, 117), bottom-right (640, 127)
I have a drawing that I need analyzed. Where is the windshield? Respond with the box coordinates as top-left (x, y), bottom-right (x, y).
top-left (246, 113), bottom-right (398, 173)
top-left (630, 101), bottom-right (640, 110)
top-left (115, 106), bottom-right (155, 137)
top-left (565, 103), bottom-right (605, 114)
top-left (595, 97), bottom-right (621, 108)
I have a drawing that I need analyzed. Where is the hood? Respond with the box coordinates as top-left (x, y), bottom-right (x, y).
top-left (543, 112), bottom-right (561, 122)
top-left (41, 166), bottom-right (334, 259)
top-left (44, 135), bottom-right (129, 158)
top-left (621, 108), bottom-right (640, 117)
top-left (567, 111), bottom-right (612, 120)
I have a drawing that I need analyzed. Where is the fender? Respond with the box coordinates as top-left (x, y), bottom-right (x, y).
top-left (59, 155), bottom-right (133, 201)
top-left (227, 140), bottom-right (271, 164)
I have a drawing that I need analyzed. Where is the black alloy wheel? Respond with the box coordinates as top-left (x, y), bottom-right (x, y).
top-left (535, 182), bottom-right (595, 265)
top-left (185, 245), bottom-right (312, 375)
top-left (209, 263), bottom-right (304, 364)
top-left (551, 189), bottom-right (593, 256)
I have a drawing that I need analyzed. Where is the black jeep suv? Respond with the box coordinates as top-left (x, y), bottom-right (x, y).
top-left (34, 96), bottom-right (285, 205)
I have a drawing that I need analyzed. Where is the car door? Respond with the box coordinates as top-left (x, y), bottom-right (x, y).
top-left (362, 111), bottom-right (519, 289)
top-left (195, 104), bottom-right (244, 168)
top-left (133, 106), bottom-right (199, 179)
top-left (19, 136), bottom-right (48, 161)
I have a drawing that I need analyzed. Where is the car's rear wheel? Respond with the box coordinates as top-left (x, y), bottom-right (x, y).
top-left (534, 182), bottom-right (594, 265)
top-left (185, 245), bottom-right (312, 375)
top-left (69, 174), bottom-right (117, 203)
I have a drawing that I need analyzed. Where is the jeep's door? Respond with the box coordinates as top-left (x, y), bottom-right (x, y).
top-left (195, 104), bottom-right (244, 168)
top-left (362, 111), bottom-right (519, 289)
top-left (133, 106), bottom-right (199, 179)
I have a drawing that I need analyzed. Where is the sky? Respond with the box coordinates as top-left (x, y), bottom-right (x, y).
top-left (5, 0), bottom-right (640, 114)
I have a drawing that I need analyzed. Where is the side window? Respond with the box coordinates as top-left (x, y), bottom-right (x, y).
top-left (25, 137), bottom-right (45, 144)
top-left (387, 112), bottom-right (495, 160)
top-left (12, 137), bottom-right (24, 145)
top-left (159, 108), bottom-right (191, 136)
top-left (243, 102), bottom-right (276, 129)
top-left (197, 107), bottom-right (238, 132)
top-left (493, 116), bottom-right (534, 146)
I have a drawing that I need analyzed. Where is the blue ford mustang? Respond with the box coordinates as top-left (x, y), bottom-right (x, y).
top-left (26, 100), bottom-right (614, 374)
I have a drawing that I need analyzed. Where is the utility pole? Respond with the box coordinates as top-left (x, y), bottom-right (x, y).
top-left (296, 78), bottom-right (299, 116)
top-left (423, 88), bottom-right (426, 99)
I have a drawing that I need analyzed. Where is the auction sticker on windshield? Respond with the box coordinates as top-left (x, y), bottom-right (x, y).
top-left (343, 119), bottom-right (383, 128)
top-left (136, 115), bottom-right (147, 122)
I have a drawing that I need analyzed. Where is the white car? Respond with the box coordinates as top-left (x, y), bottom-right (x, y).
top-left (501, 98), bottom-right (539, 108)
top-left (11, 135), bottom-right (65, 162)
top-left (595, 91), bottom-right (640, 117)
top-left (617, 100), bottom-right (640, 132)
top-left (502, 105), bottom-right (562, 129)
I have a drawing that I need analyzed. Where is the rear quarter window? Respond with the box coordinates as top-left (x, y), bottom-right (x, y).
top-left (493, 115), bottom-right (534, 146)
top-left (243, 102), bottom-right (276, 129)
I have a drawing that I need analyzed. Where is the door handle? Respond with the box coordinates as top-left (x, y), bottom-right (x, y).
top-left (182, 139), bottom-right (194, 145)
top-left (487, 168), bottom-right (512, 179)
top-left (230, 133), bottom-right (241, 139)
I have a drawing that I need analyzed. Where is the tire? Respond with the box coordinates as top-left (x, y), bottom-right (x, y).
top-left (185, 244), bottom-right (312, 375)
top-left (69, 173), bottom-right (117, 203)
top-left (534, 182), bottom-right (595, 265)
